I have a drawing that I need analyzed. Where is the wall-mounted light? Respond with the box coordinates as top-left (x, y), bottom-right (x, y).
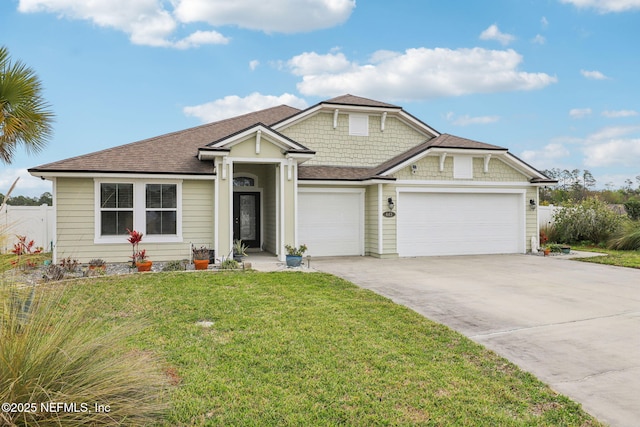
top-left (529, 199), bottom-right (537, 211)
top-left (388, 197), bottom-right (395, 211)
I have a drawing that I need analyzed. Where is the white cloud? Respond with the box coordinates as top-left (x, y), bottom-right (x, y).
top-left (446, 112), bottom-right (500, 126)
top-left (520, 143), bottom-right (571, 167)
top-left (532, 34), bottom-right (546, 44)
top-left (173, 0), bottom-right (355, 33)
top-left (479, 24), bottom-right (516, 45)
top-left (183, 92), bottom-right (308, 123)
top-left (290, 47), bottom-right (557, 100)
top-left (541, 16), bottom-right (549, 28)
top-left (249, 60), bottom-right (260, 71)
top-left (17, 0), bottom-right (353, 48)
top-left (584, 138), bottom-right (640, 167)
top-left (569, 108), bottom-right (592, 118)
top-left (287, 52), bottom-right (352, 76)
top-left (572, 126), bottom-right (640, 167)
top-left (602, 109), bottom-right (639, 118)
top-left (560, 0), bottom-right (640, 13)
top-left (580, 69), bottom-right (609, 80)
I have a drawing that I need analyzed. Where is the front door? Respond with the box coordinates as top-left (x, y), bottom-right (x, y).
top-left (233, 192), bottom-right (260, 248)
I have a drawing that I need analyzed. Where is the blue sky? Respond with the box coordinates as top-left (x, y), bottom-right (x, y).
top-left (2, 0), bottom-right (639, 197)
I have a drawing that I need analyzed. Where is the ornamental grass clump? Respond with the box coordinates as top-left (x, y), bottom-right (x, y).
top-left (0, 282), bottom-right (169, 426)
top-left (608, 221), bottom-right (640, 251)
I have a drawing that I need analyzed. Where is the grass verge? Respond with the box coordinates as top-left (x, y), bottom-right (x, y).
top-left (572, 245), bottom-right (640, 269)
top-left (50, 271), bottom-right (602, 426)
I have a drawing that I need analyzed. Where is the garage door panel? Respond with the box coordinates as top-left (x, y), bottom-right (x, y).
top-left (398, 192), bottom-right (523, 257)
top-left (298, 191), bottom-right (363, 257)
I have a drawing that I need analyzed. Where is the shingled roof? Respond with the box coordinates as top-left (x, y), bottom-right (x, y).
top-left (30, 95), bottom-right (516, 182)
top-left (30, 105), bottom-right (301, 175)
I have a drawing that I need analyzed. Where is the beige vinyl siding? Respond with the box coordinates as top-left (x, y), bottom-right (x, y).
top-left (281, 112), bottom-right (430, 168)
top-left (526, 187), bottom-right (538, 251)
top-left (381, 184), bottom-right (398, 257)
top-left (364, 186), bottom-right (379, 256)
top-left (393, 156), bottom-right (529, 182)
top-left (55, 178), bottom-right (215, 263)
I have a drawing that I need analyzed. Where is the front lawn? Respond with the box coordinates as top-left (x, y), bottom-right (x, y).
top-left (572, 245), bottom-right (640, 269)
top-left (38, 271), bottom-right (601, 426)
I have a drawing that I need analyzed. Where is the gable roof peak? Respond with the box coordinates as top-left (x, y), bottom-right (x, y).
top-left (321, 94), bottom-right (400, 109)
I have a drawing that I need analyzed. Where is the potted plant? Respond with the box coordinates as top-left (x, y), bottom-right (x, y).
top-left (192, 246), bottom-right (210, 270)
top-left (127, 229), bottom-right (152, 271)
top-left (233, 239), bottom-right (248, 262)
top-left (284, 244), bottom-right (307, 267)
top-left (134, 249), bottom-right (152, 272)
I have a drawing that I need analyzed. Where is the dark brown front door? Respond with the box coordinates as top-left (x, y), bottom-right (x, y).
top-left (233, 192), bottom-right (260, 248)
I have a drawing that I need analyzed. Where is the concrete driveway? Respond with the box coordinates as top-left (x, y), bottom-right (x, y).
top-left (313, 254), bottom-right (640, 427)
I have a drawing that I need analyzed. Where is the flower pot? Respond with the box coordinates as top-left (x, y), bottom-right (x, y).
top-left (286, 255), bottom-right (302, 267)
top-left (543, 248), bottom-right (551, 256)
top-left (136, 261), bottom-right (152, 272)
top-left (561, 246), bottom-right (571, 254)
top-left (194, 259), bottom-right (209, 270)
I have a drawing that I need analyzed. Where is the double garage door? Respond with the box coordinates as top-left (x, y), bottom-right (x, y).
top-left (298, 189), bottom-right (525, 257)
top-left (397, 191), bottom-right (525, 257)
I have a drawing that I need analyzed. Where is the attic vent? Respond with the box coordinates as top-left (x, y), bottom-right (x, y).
top-left (349, 114), bottom-right (368, 136)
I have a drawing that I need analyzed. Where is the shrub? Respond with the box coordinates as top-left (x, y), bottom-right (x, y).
top-left (608, 221), bottom-right (640, 250)
top-left (624, 199), bottom-right (640, 221)
top-left (162, 260), bottom-right (186, 271)
top-left (552, 198), bottom-right (625, 244)
top-left (220, 259), bottom-right (239, 269)
top-left (0, 283), bottom-right (168, 426)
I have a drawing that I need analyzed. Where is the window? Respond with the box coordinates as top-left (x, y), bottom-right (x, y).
top-left (349, 114), bottom-right (369, 136)
top-left (453, 156), bottom-right (473, 179)
top-left (233, 176), bottom-right (255, 187)
top-left (95, 180), bottom-right (182, 243)
top-left (100, 183), bottom-right (133, 235)
top-left (145, 184), bottom-right (177, 235)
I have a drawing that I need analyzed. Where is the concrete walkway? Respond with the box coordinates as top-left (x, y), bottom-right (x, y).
top-left (312, 253), bottom-right (640, 427)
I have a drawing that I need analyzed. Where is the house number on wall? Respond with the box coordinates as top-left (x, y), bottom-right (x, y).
top-left (382, 211), bottom-right (396, 218)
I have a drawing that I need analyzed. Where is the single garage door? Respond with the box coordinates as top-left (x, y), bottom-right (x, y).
top-left (397, 192), bottom-right (524, 257)
top-left (298, 190), bottom-right (364, 257)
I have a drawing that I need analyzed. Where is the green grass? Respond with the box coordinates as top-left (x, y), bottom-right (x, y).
top-left (572, 245), bottom-right (640, 269)
top-left (47, 271), bottom-right (603, 426)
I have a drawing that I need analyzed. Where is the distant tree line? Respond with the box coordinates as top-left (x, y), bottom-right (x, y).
top-left (0, 191), bottom-right (52, 206)
top-left (541, 169), bottom-right (640, 204)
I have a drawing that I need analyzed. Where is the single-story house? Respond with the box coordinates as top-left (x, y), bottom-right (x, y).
top-left (29, 94), bottom-right (556, 263)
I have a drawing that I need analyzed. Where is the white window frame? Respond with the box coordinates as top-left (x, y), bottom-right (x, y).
top-left (453, 155), bottom-right (473, 179)
top-left (94, 179), bottom-right (183, 244)
top-left (349, 114), bottom-right (369, 136)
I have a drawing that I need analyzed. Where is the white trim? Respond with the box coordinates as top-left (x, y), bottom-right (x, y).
top-left (377, 184), bottom-right (383, 255)
top-left (228, 160), bottom-right (234, 253)
top-left (279, 163), bottom-right (285, 261)
top-left (32, 171), bottom-right (214, 180)
top-left (396, 186), bottom-right (527, 195)
top-left (349, 113), bottom-right (369, 136)
top-left (333, 109), bottom-right (339, 129)
top-left (394, 179), bottom-right (532, 187)
top-left (51, 178), bottom-right (58, 262)
top-left (294, 162), bottom-right (299, 247)
top-left (298, 179), bottom-right (392, 186)
top-left (228, 156), bottom-right (289, 163)
top-left (298, 187), bottom-right (366, 194)
top-left (214, 159), bottom-right (220, 257)
top-left (453, 155), bottom-right (473, 179)
top-left (93, 179), bottom-right (183, 244)
top-left (210, 124), bottom-right (306, 151)
top-left (256, 130), bottom-right (261, 154)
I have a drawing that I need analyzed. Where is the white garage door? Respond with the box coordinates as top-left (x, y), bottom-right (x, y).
top-left (298, 190), bottom-right (364, 257)
top-left (397, 192), bottom-right (524, 257)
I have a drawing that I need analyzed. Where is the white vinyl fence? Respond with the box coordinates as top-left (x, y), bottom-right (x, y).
top-left (0, 204), bottom-right (54, 254)
top-left (539, 205), bottom-right (562, 227)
